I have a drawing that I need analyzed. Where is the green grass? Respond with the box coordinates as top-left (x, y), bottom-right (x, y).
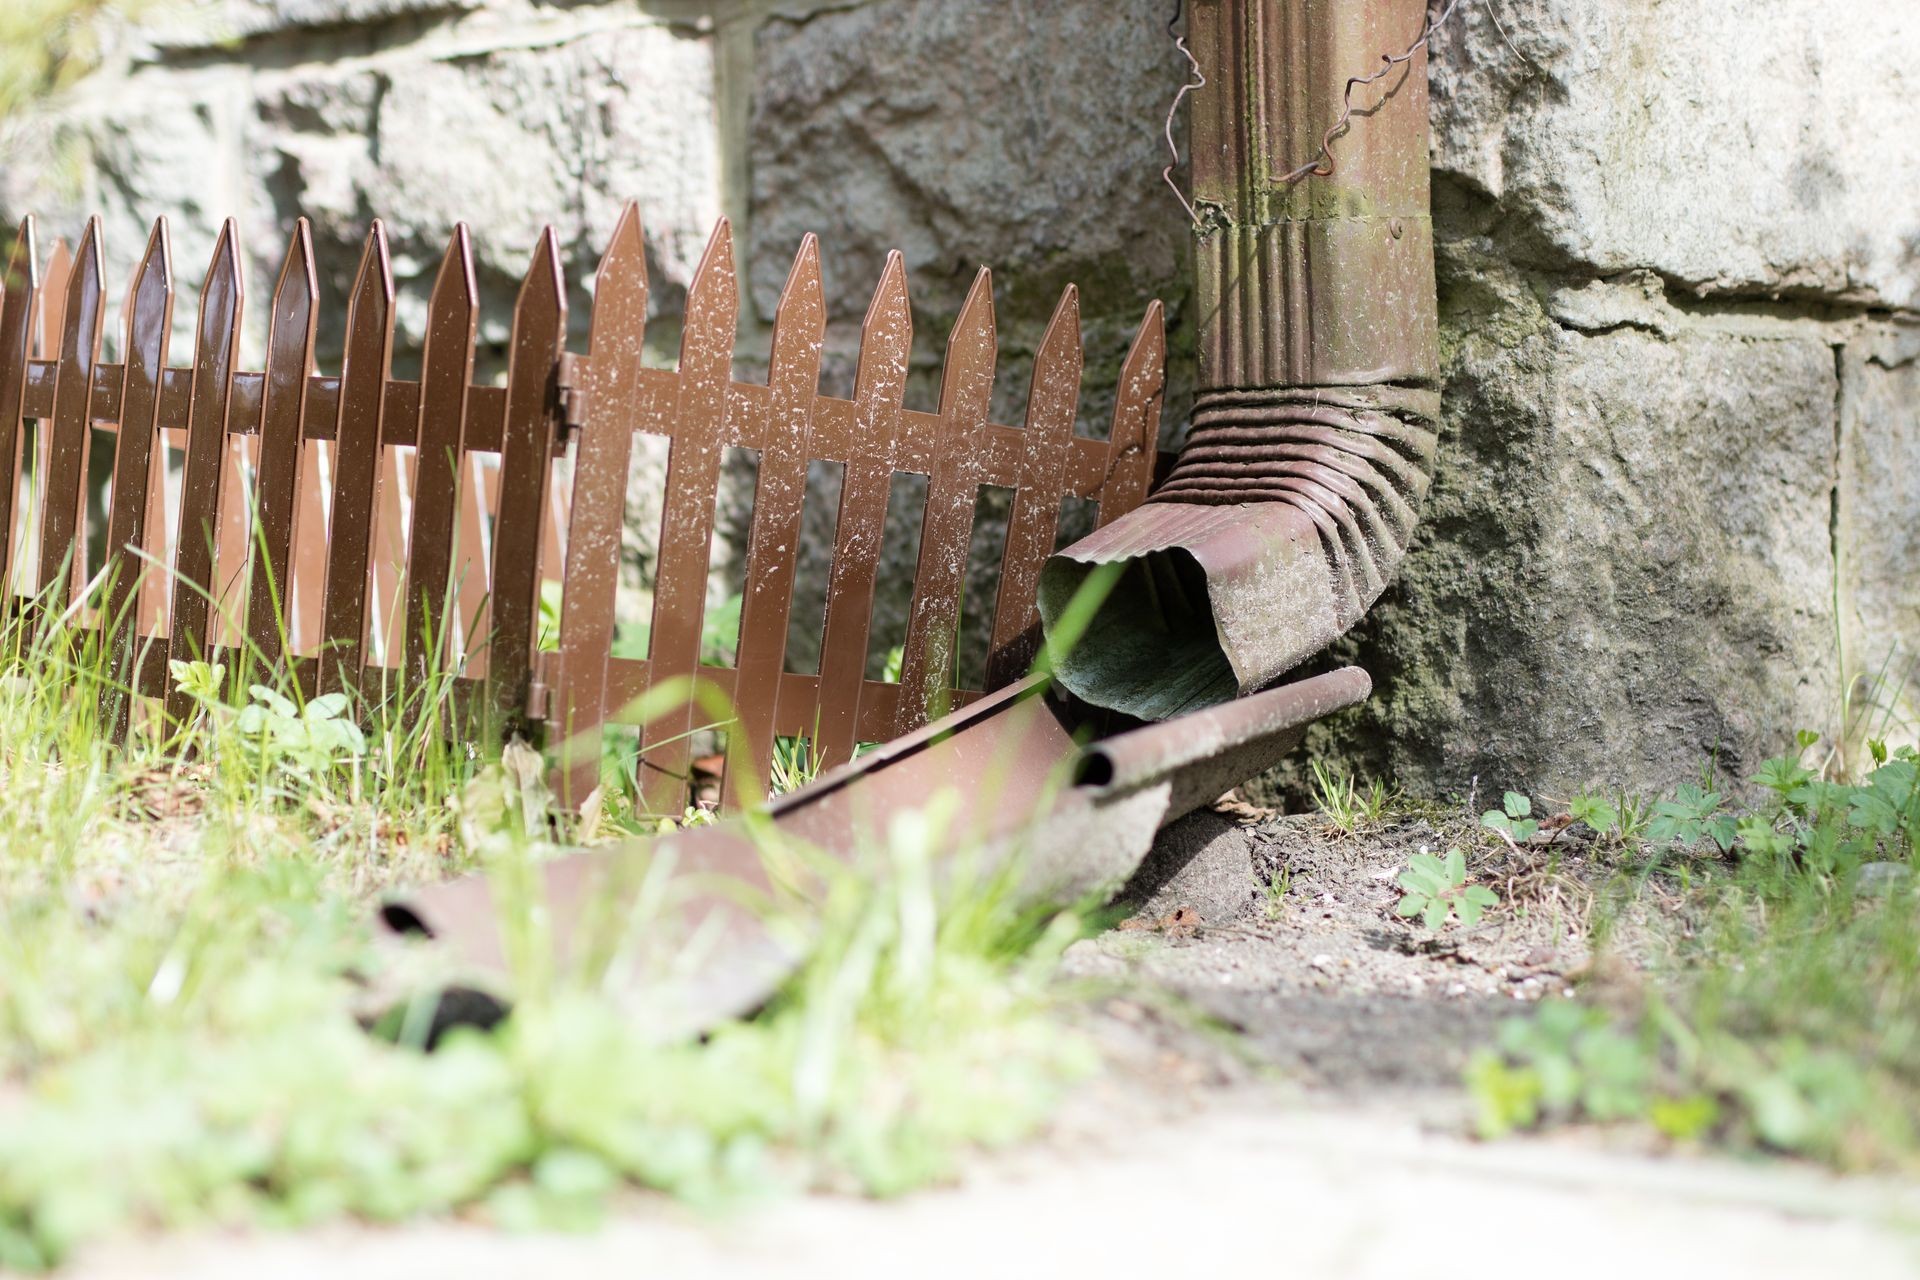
top-left (1468, 741), bottom-right (1920, 1170)
top-left (0, 577), bottom-right (1098, 1271)
top-left (1307, 759), bottom-right (1393, 836)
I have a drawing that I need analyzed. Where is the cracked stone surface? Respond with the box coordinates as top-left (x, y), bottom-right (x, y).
top-left (1839, 325), bottom-right (1920, 729)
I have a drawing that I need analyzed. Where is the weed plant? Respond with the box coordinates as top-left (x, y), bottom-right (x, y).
top-left (1471, 734), bottom-right (1920, 1169)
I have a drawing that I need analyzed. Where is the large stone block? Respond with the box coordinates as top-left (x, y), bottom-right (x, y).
top-left (248, 21), bottom-right (721, 367)
top-left (1288, 252), bottom-right (1840, 800)
top-left (1429, 0), bottom-right (1920, 310)
top-left (152, 0), bottom-right (484, 49)
top-left (1838, 324), bottom-right (1920, 739)
top-left (0, 82), bottom-right (246, 352)
top-left (748, 0), bottom-right (1192, 428)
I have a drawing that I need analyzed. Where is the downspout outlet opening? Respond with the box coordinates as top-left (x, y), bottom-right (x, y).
top-left (1038, 549), bottom-right (1238, 722)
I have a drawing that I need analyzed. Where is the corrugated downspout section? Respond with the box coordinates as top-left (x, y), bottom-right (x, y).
top-left (1039, 0), bottom-right (1440, 721)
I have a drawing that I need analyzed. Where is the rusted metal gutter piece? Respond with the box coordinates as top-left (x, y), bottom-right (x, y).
top-left (382, 667), bottom-right (1368, 1034)
top-left (1039, 0), bottom-right (1441, 721)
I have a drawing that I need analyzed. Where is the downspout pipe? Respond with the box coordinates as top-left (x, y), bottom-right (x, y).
top-left (1038, 0), bottom-right (1440, 720)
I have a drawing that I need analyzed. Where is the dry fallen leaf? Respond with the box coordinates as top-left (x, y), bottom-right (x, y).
top-left (1116, 905), bottom-right (1204, 936)
top-left (1159, 906), bottom-right (1203, 936)
top-left (123, 765), bottom-right (207, 822)
top-left (1211, 790), bottom-right (1276, 824)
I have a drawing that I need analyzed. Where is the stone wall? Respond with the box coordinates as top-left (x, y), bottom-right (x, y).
top-left (6, 0), bottom-right (1917, 797)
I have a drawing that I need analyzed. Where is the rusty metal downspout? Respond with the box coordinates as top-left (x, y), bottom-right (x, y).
top-left (1039, 0), bottom-right (1441, 720)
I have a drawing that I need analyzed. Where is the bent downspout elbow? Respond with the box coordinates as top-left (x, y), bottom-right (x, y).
top-left (1039, 0), bottom-right (1440, 720)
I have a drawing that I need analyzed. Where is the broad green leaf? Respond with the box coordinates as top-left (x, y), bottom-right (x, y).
top-left (1399, 867), bottom-right (1444, 896)
top-left (307, 693), bottom-right (350, 720)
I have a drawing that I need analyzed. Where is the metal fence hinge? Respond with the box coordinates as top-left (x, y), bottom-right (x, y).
top-left (557, 353), bottom-right (588, 439)
top-left (525, 679), bottom-right (553, 724)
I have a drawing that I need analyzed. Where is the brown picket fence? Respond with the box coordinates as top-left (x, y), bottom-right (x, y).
top-left (0, 205), bottom-right (1166, 814)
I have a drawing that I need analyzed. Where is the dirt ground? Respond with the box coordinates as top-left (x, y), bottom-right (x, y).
top-left (68, 805), bottom-right (1920, 1279)
top-left (1070, 804), bottom-right (1622, 1098)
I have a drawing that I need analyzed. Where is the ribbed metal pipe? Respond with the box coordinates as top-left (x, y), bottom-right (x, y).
top-left (1039, 0), bottom-right (1440, 721)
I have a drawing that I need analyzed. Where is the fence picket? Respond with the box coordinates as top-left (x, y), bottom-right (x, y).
top-left (1098, 301), bottom-right (1164, 528)
top-left (724, 235), bottom-right (824, 808)
top-left (814, 252), bottom-right (911, 767)
top-left (35, 216), bottom-right (104, 632)
top-left (404, 224), bottom-right (478, 688)
top-left (895, 267), bottom-right (994, 733)
top-left (164, 221), bottom-right (242, 725)
top-left (486, 226), bottom-right (566, 738)
top-left (639, 219), bottom-right (736, 816)
top-left (22, 237), bottom-right (68, 600)
top-left (985, 286), bottom-right (1081, 689)
top-left (99, 218), bottom-right (174, 739)
top-left (245, 219), bottom-right (317, 669)
top-left (318, 222), bottom-right (394, 695)
top-left (553, 203), bottom-right (647, 810)
top-left (0, 219), bottom-right (37, 603)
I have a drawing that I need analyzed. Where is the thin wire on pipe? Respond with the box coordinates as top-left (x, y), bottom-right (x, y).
top-left (1161, 0), bottom-right (1205, 224)
top-left (1277, 0), bottom-right (1465, 183)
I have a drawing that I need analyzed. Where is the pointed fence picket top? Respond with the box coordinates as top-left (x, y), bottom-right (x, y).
top-left (246, 219), bottom-right (317, 665)
top-left (319, 222), bottom-right (395, 695)
top-left (9, 208), bottom-right (1164, 818)
top-left (554, 202), bottom-right (648, 811)
top-left (99, 219), bottom-right (174, 739)
top-left (987, 286), bottom-right (1082, 690)
top-left (487, 226), bottom-right (567, 738)
top-left (36, 217), bottom-right (104, 628)
top-left (637, 218), bottom-right (738, 815)
top-left (22, 236), bottom-right (69, 601)
top-left (895, 267), bottom-right (995, 736)
top-left (0, 219), bottom-right (38, 600)
top-left (1101, 301), bottom-right (1165, 527)
top-left (405, 224), bottom-right (479, 688)
top-left (163, 222), bottom-right (242, 725)
top-left (813, 251), bottom-right (912, 769)
top-left (723, 234), bottom-right (824, 809)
